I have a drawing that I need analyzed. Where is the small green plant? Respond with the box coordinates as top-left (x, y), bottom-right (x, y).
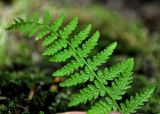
top-left (7, 12), bottom-right (155, 114)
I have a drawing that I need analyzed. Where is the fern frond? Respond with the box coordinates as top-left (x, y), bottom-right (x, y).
top-left (28, 13), bottom-right (40, 37)
top-left (87, 97), bottom-right (117, 114)
top-left (59, 71), bottom-right (90, 87)
top-left (32, 12), bottom-right (39, 22)
top-left (87, 100), bottom-right (112, 114)
top-left (51, 14), bottom-right (65, 32)
top-left (36, 28), bottom-right (50, 40)
top-left (58, 42), bottom-right (116, 79)
top-left (106, 60), bottom-right (133, 100)
top-left (60, 67), bottom-right (94, 87)
top-left (68, 80), bottom-right (105, 107)
top-left (59, 16), bottom-right (78, 39)
top-left (71, 24), bottom-right (91, 47)
top-left (104, 58), bottom-right (133, 81)
top-left (121, 84), bottom-right (155, 114)
top-left (43, 11), bottom-right (50, 25)
top-left (42, 14), bottom-right (65, 46)
top-left (49, 24), bottom-right (92, 62)
top-left (28, 23), bottom-right (39, 37)
top-left (103, 59), bottom-right (134, 100)
top-left (6, 17), bottom-right (25, 30)
top-left (7, 12), bottom-right (48, 39)
top-left (42, 17), bottom-right (78, 56)
top-left (52, 31), bottom-right (99, 75)
top-left (53, 32), bottom-right (109, 82)
top-left (53, 55), bottom-right (84, 76)
top-left (87, 42), bottom-right (117, 70)
top-left (21, 16), bottom-right (32, 33)
top-left (50, 47), bottom-right (75, 62)
top-left (43, 38), bottom-right (67, 55)
top-left (76, 31), bottom-right (100, 58)
top-left (61, 43), bottom-right (116, 87)
top-left (41, 33), bottom-right (58, 47)
top-left (8, 13), bottom-right (155, 114)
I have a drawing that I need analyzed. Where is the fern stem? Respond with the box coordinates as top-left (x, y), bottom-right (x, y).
top-left (62, 36), bottom-right (121, 112)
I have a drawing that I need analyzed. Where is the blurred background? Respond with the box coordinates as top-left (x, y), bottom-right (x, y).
top-left (0, 0), bottom-right (160, 114)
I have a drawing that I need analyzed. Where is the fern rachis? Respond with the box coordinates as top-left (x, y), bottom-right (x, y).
top-left (7, 12), bottom-right (155, 114)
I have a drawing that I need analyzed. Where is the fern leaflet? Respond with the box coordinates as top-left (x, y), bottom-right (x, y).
top-left (121, 84), bottom-right (155, 114)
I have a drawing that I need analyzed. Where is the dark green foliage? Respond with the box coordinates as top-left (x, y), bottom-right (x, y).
top-left (7, 12), bottom-right (155, 114)
top-left (0, 101), bottom-right (17, 114)
top-left (0, 60), bottom-right (55, 114)
top-left (0, 70), bottom-right (52, 88)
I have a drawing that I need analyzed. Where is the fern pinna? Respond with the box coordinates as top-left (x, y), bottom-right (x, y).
top-left (7, 12), bottom-right (155, 114)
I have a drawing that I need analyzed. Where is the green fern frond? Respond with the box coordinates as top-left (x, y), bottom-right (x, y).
top-left (88, 97), bottom-right (117, 114)
top-left (121, 84), bottom-right (155, 114)
top-left (42, 14), bottom-right (64, 46)
top-left (21, 16), bottom-right (32, 33)
top-left (87, 42), bottom-right (117, 71)
top-left (52, 31), bottom-right (100, 75)
top-left (36, 28), bottom-right (50, 40)
top-left (49, 26), bottom-right (94, 62)
top-left (76, 31), bottom-right (100, 58)
top-left (59, 42), bottom-right (116, 85)
top-left (59, 16), bottom-right (78, 39)
top-left (104, 58), bottom-right (133, 81)
top-left (42, 17), bottom-right (78, 56)
top-left (106, 59), bottom-right (134, 100)
top-left (8, 12), bottom-right (155, 114)
top-left (43, 38), bottom-right (67, 55)
top-left (51, 14), bottom-right (65, 32)
top-left (87, 100), bottom-right (112, 114)
top-left (68, 80), bottom-right (105, 107)
top-left (71, 24), bottom-right (91, 47)
top-left (53, 55), bottom-right (84, 76)
top-left (42, 33), bottom-right (58, 47)
top-left (60, 69), bottom-right (93, 87)
top-left (28, 13), bottom-right (40, 37)
top-left (6, 17), bottom-right (24, 30)
top-left (43, 11), bottom-right (50, 25)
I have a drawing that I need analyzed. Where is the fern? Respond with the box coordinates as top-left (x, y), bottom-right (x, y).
top-left (7, 12), bottom-right (155, 114)
top-left (121, 84), bottom-right (155, 114)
